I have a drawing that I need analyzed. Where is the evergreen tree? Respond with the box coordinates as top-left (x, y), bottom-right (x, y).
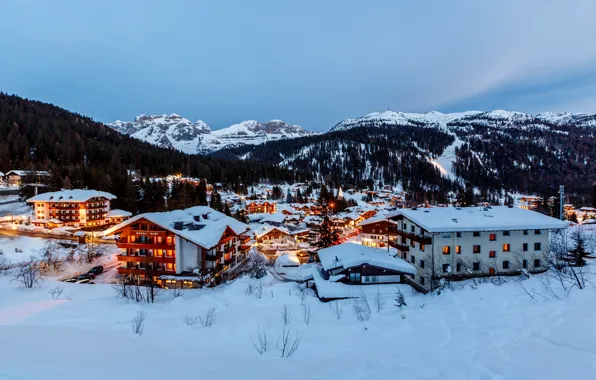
top-left (564, 229), bottom-right (592, 266)
top-left (198, 179), bottom-right (208, 206)
top-left (223, 203), bottom-right (231, 216)
top-left (210, 190), bottom-right (223, 211)
top-left (286, 188), bottom-right (293, 203)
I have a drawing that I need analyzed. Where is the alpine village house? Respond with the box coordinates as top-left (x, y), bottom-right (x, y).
top-left (104, 206), bottom-right (252, 288)
top-left (384, 206), bottom-right (567, 290)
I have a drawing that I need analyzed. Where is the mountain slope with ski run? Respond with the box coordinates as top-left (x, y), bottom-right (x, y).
top-left (109, 114), bottom-right (314, 155)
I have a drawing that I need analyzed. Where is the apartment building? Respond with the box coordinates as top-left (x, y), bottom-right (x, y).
top-left (245, 200), bottom-right (277, 214)
top-left (104, 206), bottom-right (251, 288)
top-left (385, 206), bottom-right (567, 289)
top-left (27, 189), bottom-right (116, 227)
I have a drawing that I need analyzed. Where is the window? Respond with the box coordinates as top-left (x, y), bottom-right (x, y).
top-left (502, 244), bottom-right (510, 252)
top-left (522, 260), bottom-right (528, 269)
top-left (534, 230), bottom-right (542, 235)
top-left (523, 243), bottom-right (528, 252)
top-left (349, 272), bottom-right (361, 282)
top-left (473, 231), bottom-right (481, 237)
top-left (442, 264), bottom-right (450, 273)
top-left (473, 245), bottom-right (481, 254)
top-left (402, 252), bottom-right (408, 260)
top-left (403, 223), bottom-right (407, 230)
top-left (410, 239), bottom-right (415, 248)
top-left (533, 259), bottom-right (541, 268)
top-left (420, 277), bottom-right (425, 285)
top-left (456, 263), bottom-right (461, 272)
top-left (420, 259), bottom-right (425, 269)
top-left (534, 242), bottom-right (541, 251)
top-left (473, 262), bottom-right (480, 271)
top-left (166, 263), bottom-right (174, 270)
top-left (489, 267), bottom-right (495, 274)
top-left (523, 230), bottom-right (529, 235)
top-left (372, 228), bottom-right (376, 234)
top-left (364, 275), bottom-right (379, 283)
top-left (502, 260), bottom-right (510, 269)
top-left (442, 246), bottom-right (451, 255)
top-left (420, 243), bottom-right (425, 251)
top-left (410, 256), bottom-right (416, 264)
top-left (456, 245), bottom-right (461, 254)
top-left (503, 231), bottom-right (510, 236)
top-left (411, 225), bottom-right (415, 233)
top-left (489, 250), bottom-right (496, 258)
top-left (456, 232), bottom-right (462, 238)
top-left (489, 233), bottom-right (496, 241)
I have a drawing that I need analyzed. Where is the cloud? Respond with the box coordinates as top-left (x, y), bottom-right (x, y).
top-left (0, 0), bottom-right (595, 130)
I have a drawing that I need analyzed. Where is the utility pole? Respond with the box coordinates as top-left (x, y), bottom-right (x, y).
top-left (559, 185), bottom-right (565, 221)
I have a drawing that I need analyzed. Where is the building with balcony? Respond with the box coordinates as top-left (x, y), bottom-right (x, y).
top-left (245, 200), bottom-right (277, 214)
top-left (5, 170), bottom-right (50, 187)
top-left (104, 206), bottom-right (251, 288)
top-left (385, 206), bottom-right (567, 290)
top-left (27, 189), bottom-right (116, 228)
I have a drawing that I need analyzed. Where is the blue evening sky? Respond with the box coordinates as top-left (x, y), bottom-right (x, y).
top-left (1, 0), bottom-right (595, 131)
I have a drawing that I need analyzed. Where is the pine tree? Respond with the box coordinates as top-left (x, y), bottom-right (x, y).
top-left (286, 188), bottom-right (293, 203)
top-left (316, 206), bottom-right (340, 248)
top-left (223, 203), bottom-right (231, 216)
top-left (564, 229), bottom-right (591, 266)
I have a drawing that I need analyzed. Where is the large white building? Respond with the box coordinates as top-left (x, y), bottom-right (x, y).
top-left (385, 206), bottom-right (567, 289)
top-left (27, 189), bottom-right (116, 228)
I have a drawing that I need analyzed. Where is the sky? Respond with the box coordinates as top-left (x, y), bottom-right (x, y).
top-left (1, 0), bottom-right (596, 132)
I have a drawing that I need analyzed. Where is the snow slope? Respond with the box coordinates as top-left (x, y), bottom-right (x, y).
top-left (108, 115), bottom-right (313, 155)
top-left (1, 228), bottom-right (595, 379)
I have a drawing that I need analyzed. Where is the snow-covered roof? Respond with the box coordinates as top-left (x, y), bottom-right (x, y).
top-left (6, 170), bottom-right (50, 176)
top-left (358, 214), bottom-right (396, 226)
top-left (107, 209), bottom-right (132, 218)
top-left (254, 224), bottom-right (290, 238)
top-left (246, 200), bottom-right (276, 205)
top-left (385, 206), bottom-right (567, 233)
top-left (260, 213), bottom-right (286, 224)
top-left (104, 206), bottom-right (250, 249)
top-left (27, 189), bottom-right (116, 203)
top-left (318, 242), bottom-right (416, 275)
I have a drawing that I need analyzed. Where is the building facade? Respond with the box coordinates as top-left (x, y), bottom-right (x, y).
top-left (6, 170), bottom-right (50, 186)
top-left (385, 206), bottom-right (567, 289)
top-left (104, 206), bottom-right (251, 288)
top-left (245, 200), bottom-right (277, 214)
top-left (27, 189), bottom-right (116, 228)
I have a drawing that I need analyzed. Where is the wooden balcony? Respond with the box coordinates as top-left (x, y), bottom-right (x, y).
top-left (388, 227), bottom-right (432, 244)
top-left (128, 230), bottom-right (168, 237)
top-left (117, 255), bottom-right (175, 264)
top-left (117, 268), bottom-right (173, 276)
top-left (388, 240), bottom-right (410, 252)
top-left (118, 243), bottom-right (175, 250)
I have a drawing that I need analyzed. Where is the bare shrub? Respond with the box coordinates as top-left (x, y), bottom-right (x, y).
top-left (352, 295), bottom-right (371, 322)
top-left (252, 324), bottom-right (273, 354)
top-left (199, 307), bottom-right (216, 328)
top-left (184, 313), bottom-right (200, 326)
top-left (12, 259), bottom-right (44, 288)
top-left (329, 301), bottom-right (344, 320)
top-left (281, 304), bottom-right (293, 326)
top-left (254, 284), bottom-right (263, 299)
top-left (171, 286), bottom-right (183, 298)
top-left (298, 288), bottom-right (307, 305)
top-left (246, 283), bottom-right (264, 299)
top-left (395, 287), bottom-right (407, 309)
top-left (374, 289), bottom-right (384, 313)
top-left (0, 252), bottom-right (8, 274)
top-left (277, 326), bottom-right (301, 358)
top-left (302, 302), bottom-right (312, 325)
top-left (130, 310), bottom-right (146, 335)
top-left (49, 285), bottom-right (65, 300)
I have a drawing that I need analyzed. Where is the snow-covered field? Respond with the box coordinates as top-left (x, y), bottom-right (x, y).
top-left (1, 232), bottom-right (595, 379)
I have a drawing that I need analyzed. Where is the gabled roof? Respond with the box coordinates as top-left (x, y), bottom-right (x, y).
top-left (6, 170), bottom-right (50, 176)
top-left (358, 214), bottom-right (396, 226)
top-left (27, 189), bottom-right (116, 203)
top-left (260, 213), bottom-right (286, 224)
top-left (104, 206), bottom-right (250, 249)
top-left (107, 209), bottom-right (133, 218)
top-left (385, 206), bottom-right (567, 232)
top-left (254, 224), bottom-right (290, 238)
top-left (318, 242), bottom-right (416, 275)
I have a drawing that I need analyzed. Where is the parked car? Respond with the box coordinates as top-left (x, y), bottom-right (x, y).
top-left (75, 273), bottom-right (95, 284)
top-left (88, 265), bottom-right (104, 275)
top-left (63, 277), bottom-right (78, 283)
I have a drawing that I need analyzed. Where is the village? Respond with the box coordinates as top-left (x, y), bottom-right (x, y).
top-left (0, 170), bottom-right (590, 300)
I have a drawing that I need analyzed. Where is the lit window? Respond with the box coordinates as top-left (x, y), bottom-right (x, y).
top-left (456, 246), bottom-right (461, 254)
top-left (489, 267), bottom-right (495, 274)
top-left (489, 234), bottom-right (496, 241)
top-left (420, 243), bottom-right (425, 252)
top-left (489, 250), bottom-right (496, 258)
top-left (166, 263), bottom-right (174, 270)
top-left (503, 244), bottom-right (511, 252)
top-left (442, 246), bottom-right (450, 255)
top-left (473, 245), bottom-right (481, 254)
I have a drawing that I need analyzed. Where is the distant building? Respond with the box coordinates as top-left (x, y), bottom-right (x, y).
top-left (107, 209), bottom-right (133, 224)
top-left (27, 189), bottom-right (116, 228)
top-left (104, 206), bottom-right (251, 288)
top-left (245, 200), bottom-right (277, 214)
top-left (385, 206), bottom-right (567, 289)
top-left (6, 170), bottom-right (50, 187)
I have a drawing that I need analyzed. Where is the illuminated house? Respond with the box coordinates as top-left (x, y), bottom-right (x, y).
top-left (27, 189), bottom-right (116, 228)
top-left (245, 200), bottom-right (277, 214)
top-left (104, 206), bottom-right (251, 287)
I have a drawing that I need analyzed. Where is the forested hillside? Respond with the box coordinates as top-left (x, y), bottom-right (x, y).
top-left (0, 93), bottom-right (308, 209)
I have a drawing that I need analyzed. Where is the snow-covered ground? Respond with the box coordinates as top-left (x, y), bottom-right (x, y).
top-left (0, 229), bottom-right (595, 379)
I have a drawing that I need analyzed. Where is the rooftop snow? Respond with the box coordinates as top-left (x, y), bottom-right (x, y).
top-left (107, 209), bottom-right (132, 218)
top-left (27, 189), bottom-right (116, 203)
top-left (318, 242), bottom-right (416, 275)
top-left (104, 206), bottom-right (249, 249)
top-left (385, 206), bottom-right (567, 232)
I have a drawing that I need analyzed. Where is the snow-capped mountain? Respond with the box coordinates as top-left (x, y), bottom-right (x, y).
top-left (331, 110), bottom-right (596, 132)
top-left (108, 115), bottom-right (313, 155)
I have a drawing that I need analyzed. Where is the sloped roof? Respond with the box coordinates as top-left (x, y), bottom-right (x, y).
top-left (27, 189), bottom-right (116, 203)
top-left (385, 206), bottom-right (567, 232)
top-left (104, 206), bottom-right (250, 249)
top-left (318, 242), bottom-right (416, 275)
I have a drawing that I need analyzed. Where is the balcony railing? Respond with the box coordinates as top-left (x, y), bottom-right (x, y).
top-left (118, 243), bottom-right (175, 250)
top-left (117, 255), bottom-right (175, 264)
